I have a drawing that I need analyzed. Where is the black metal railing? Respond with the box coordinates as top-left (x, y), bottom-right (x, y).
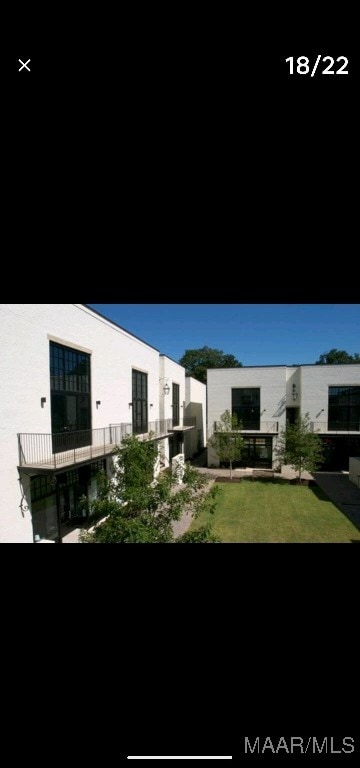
top-left (18, 427), bottom-right (115, 470)
top-left (18, 418), bottom-right (196, 469)
top-left (213, 420), bottom-right (278, 435)
top-left (311, 421), bottom-right (360, 434)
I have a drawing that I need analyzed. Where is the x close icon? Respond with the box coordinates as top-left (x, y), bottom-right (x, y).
top-left (18, 58), bottom-right (31, 72)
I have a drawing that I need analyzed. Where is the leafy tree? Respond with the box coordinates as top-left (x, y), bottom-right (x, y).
top-left (208, 410), bottom-right (244, 479)
top-left (179, 346), bottom-right (242, 383)
top-left (315, 349), bottom-right (360, 365)
top-left (275, 413), bottom-right (324, 481)
top-left (177, 523), bottom-right (221, 543)
top-left (80, 435), bottom-right (219, 543)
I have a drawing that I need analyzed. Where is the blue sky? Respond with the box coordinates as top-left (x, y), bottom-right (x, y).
top-left (88, 304), bottom-right (360, 366)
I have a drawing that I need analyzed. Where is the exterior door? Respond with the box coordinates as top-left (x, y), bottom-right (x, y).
top-left (52, 393), bottom-right (91, 452)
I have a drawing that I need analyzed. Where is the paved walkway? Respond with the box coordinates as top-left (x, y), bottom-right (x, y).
top-left (172, 478), bottom-right (215, 539)
top-left (313, 472), bottom-right (360, 530)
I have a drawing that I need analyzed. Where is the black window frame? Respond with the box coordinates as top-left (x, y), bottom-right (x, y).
top-left (232, 387), bottom-right (260, 430)
top-left (328, 386), bottom-right (360, 431)
top-left (50, 342), bottom-right (91, 395)
top-left (50, 342), bottom-right (92, 447)
top-left (172, 382), bottom-right (180, 427)
top-left (132, 369), bottom-right (148, 435)
top-left (31, 475), bottom-right (55, 503)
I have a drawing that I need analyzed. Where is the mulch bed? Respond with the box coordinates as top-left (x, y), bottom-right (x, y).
top-left (289, 478), bottom-right (316, 486)
top-left (215, 477), bottom-right (242, 483)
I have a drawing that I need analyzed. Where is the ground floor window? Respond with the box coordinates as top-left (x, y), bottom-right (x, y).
top-left (31, 483), bottom-right (58, 542)
top-left (31, 459), bottom-right (107, 542)
top-left (169, 434), bottom-right (183, 463)
top-left (241, 436), bottom-right (273, 468)
top-left (217, 436), bottom-right (273, 469)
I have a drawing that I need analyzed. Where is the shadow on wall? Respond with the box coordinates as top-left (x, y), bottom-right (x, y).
top-left (185, 402), bottom-right (204, 455)
top-left (273, 396), bottom-right (286, 418)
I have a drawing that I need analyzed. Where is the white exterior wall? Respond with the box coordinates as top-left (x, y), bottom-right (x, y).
top-left (158, 356), bottom-right (186, 469)
top-left (0, 304), bottom-right (161, 543)
top-left (286, 366), bottom-right (301, 407)
top-left (185, 377), bottom-right (207, 458)
top-left (159, 355), bottom-right (186, 422)
top-left (207, 367), bottom-right (287, 467)
top-left (300, 365), bottom-right (360, 429)
top-left (207, 364), bottom-right (360, 469)
top-left (349, 457), bottom-right (360, 487)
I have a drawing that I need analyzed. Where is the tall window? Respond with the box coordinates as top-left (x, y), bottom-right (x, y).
top-left (132, 370), bottom-right (148, 434)
top-left (232, 388), bottom-right (260, 430)
top-left (172, 383), bottom-right (180, 427)
top-left (328, 386), bottom-right (360, 431)
top-left (50, 342), bottom-right (91, 442)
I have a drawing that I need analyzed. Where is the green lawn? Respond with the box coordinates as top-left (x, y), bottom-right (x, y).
top-left (190, 479), bottom-right (360, 543)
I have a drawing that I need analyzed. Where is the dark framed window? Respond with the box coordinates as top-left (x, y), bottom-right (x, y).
top-left (232, 388), bottom-right (260, 430)
top-left (241, 436), bottom-right (272, 468)
top-left (132, 370), bottom-right (148, 434)
top-left (328, 386), bottom-right (360, 431)
top-left (50, 342), bottom-right (91, 450)
top-left (172, 383), bottom-right (180, 427)
top-left (31, 475), bottom-right (55, 503)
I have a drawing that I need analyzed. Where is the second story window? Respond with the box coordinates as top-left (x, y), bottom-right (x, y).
top-left (50, 342), bottom-right (91, 447)
top-left (232, 388), bottom-right (260, 430)
top-left (132, 370), bottom-right (148, 434)
top-left (328, 386), bottom-right (360, 431)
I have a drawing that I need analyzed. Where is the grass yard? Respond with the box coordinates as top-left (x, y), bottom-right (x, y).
top-left (190, 479), bottom-right (360, 543)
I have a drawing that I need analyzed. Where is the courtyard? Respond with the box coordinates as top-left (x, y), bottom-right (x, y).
top-left (189, 478), bottom-right (360, 543)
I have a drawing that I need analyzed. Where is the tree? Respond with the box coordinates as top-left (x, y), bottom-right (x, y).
top-left (208, 410), bottom-right (244, 479)
top-left (315, 349), bottom-right (360, 365)
top-left (275, 413), bottom-right (324, 481)
top-left (179, 346), bottom-right (242, 383)
top-left (80, 435), bottom-right (219, 543)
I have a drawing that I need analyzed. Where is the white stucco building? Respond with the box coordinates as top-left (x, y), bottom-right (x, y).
top-left (207, 365), bottom-right (360, 471)
top-left (0, 304), bottom-right (202, 544)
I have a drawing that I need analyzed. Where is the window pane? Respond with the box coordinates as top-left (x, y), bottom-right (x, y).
top-left (328, 386), bottom-right (360, 430)
top-left (132, 370), bottom-right (148, 434)
top-left (232, 388), bottom-right (260, 430)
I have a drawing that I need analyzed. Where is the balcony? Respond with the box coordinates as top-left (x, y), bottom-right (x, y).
top-left (240, 421), bottom-right (279, 434)
top-left (213, 421), bottom-right (278, 436)
top-left (311, 421), bottom-right (360, 435)
top-left (18, 418), bottom-right (196, 473)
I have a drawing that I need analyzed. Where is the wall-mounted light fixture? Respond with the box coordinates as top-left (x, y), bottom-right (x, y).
top-left (128, 402), bottom-right (133, 408)
top-left (41, 397), bottom-right (47, 408)
top-left (96, 401), bottom-right (101, 409)
top-left (150, 403), bottom-right (154, 408)
top-left (292, 383), bottom-right (298, 402)
top-left (159, 377), bottom-right (170, 395)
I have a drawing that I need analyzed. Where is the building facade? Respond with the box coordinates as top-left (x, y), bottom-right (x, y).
top-left (207, 365), bottom-right (360, 471)
top-left (0, 304), bottom-right (199, 543)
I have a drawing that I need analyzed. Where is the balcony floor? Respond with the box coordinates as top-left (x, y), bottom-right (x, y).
top-left (18, 425), bottom-right (196, 473)
top-left (19, 443), bottom-right (117, 473)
